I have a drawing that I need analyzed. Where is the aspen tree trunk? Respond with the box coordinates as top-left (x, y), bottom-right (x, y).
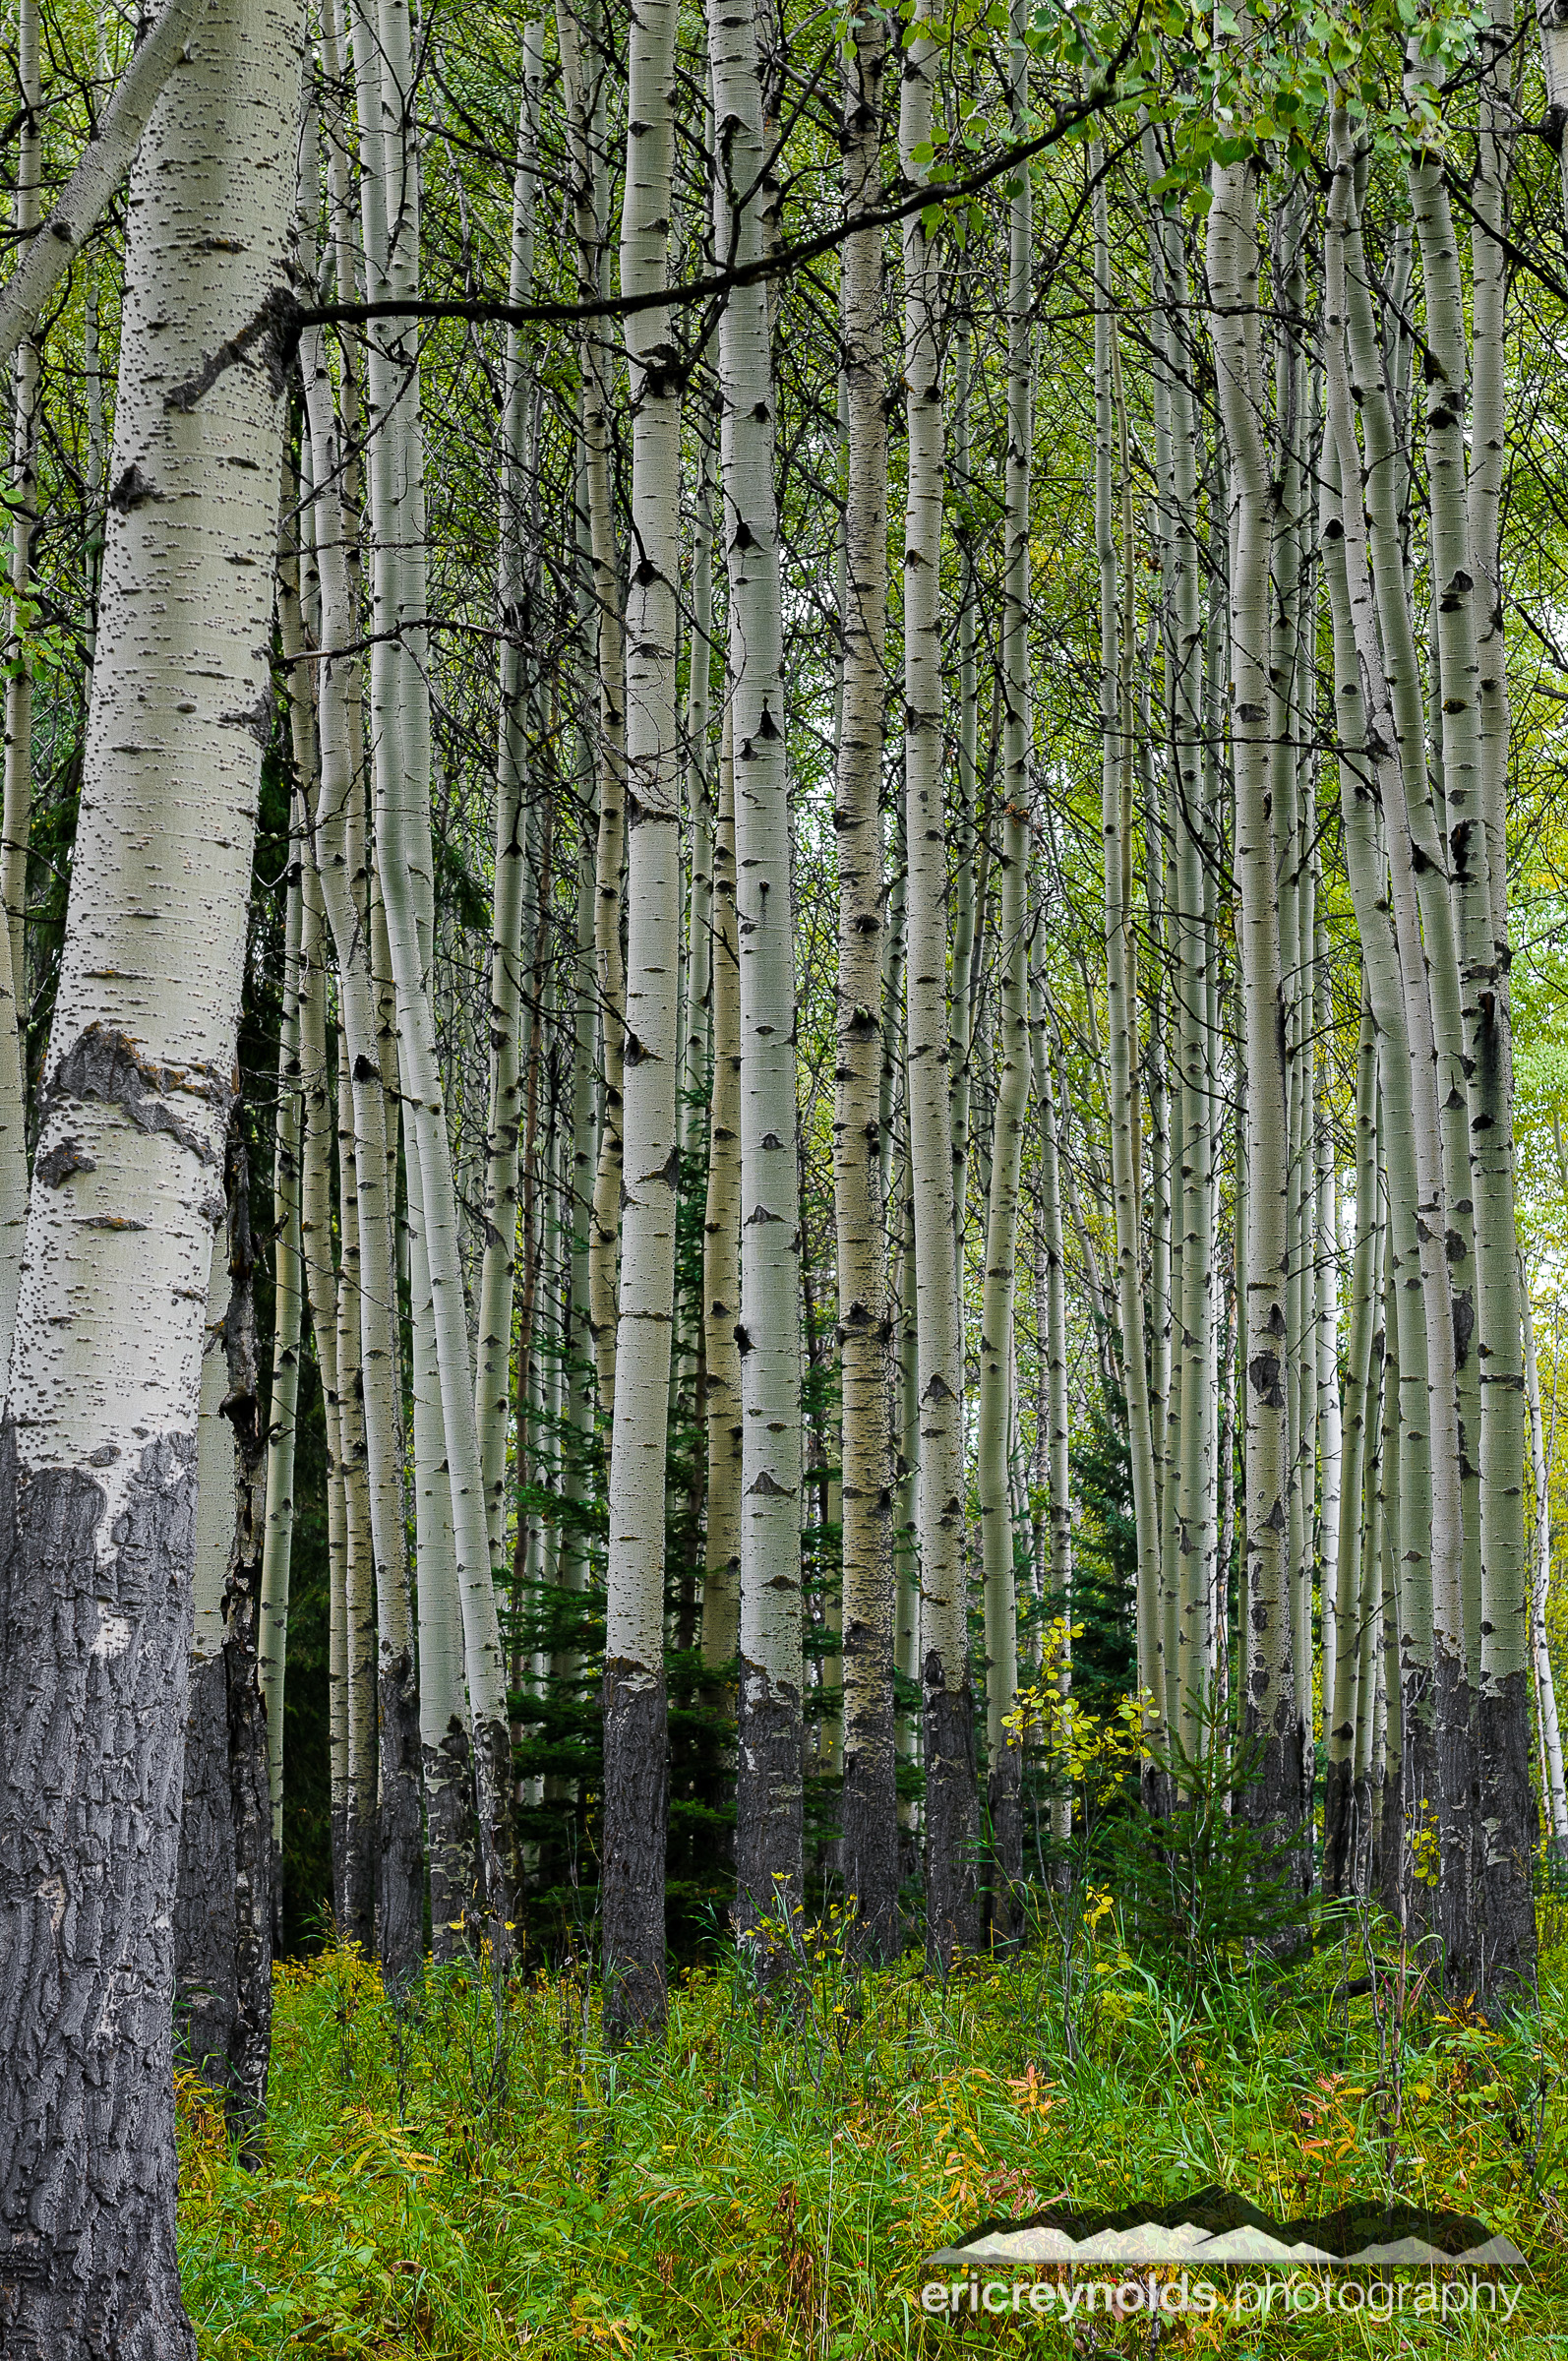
top-left (979, 3), bottom-right (1033, 1929)
top-left (406, 1109), bottom-right (473, 1958)
top-left (1207, 137), bottom-right (1303, 1852)
top-left (1, 0), bottom-right (40, 1030)
top-left (176, 1233), bottom-right (244, 2098)
top-left (680, 428), bottom-right (715, 1147)
top-left (902, 30), bottom-right (977, 1968)
top-left (1315, 944), bottom-right (1343, 1764)
top-left (0, 3), bottom-right (297, 2338)
top-left (259, 786), bottom-right (304, 1870)
top-left (1405, 84), bottom-right (1499, 1985)
top-left (0, 0), bottom-right (219, 376)
top-left (701, 710), bottom-right (741, 1670)
top-left (709, 0), bottom-right (805, 1951)
top-left (1330, 121), bottom-right (1470, 1959)
top-left (1326, 988), bottom-right (1378, 1893)
top-left (832, 0), bottom-right (896, 1964)
top-left (476, 29), bottom-right (544, 1562)
top-left (1265, 196), bottom-right (1309, 1740)
top-left (1524, 1284), bottom-right (1568, 1851)
top-left (560, 433), bottom-right (601, 1625)
top-left (262, 452), bottom-right (316, 1888)
top-left (0, 0), bottom-right (45, 1381)
top-left (333, 1034), bottom-right (378, 1946)
top-left (213, 1132), bottom-right (272, 2146)
top-left (601, 0), bottom-right (683, 2042)
top-left (1097, 166), bottom-right (1163, 1759)
top-left (948, 320), bottom-right (979, 1274)
top-left (299, 338), bottom-right (421, 1981)
top-left (295, 775), bottom-right (355, 1938)
top-left (1029, 939), bottom-right (1073, 1846)
top-left (1142, 136), bottom-right (1215, 1756)
top-left (557, 0), bottom-right (626, 1422)
top-left (1462, 3), bottom-right (1538, 1998)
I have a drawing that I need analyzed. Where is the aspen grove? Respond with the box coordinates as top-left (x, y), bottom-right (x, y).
top-left (5, 0), bottom-right (1568, 2347)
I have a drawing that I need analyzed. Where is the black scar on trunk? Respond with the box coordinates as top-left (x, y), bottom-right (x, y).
top-left (0, 1422), bottom-right (200, 2359)
top-left (601, 1662), bottom-right (668, 2041)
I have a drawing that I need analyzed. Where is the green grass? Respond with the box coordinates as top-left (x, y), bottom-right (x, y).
top-left (179, 1897), bottom-right (1568, 2356)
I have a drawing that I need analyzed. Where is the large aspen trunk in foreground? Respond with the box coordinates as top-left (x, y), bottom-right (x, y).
top-left (0, 1), bottom-right (297, 2344)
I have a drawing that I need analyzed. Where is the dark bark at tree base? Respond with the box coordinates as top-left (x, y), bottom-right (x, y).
top-left (175, 1653), bottom-right (238, 2091)
top-left (425, 1720), bottom-right (477, 1966)
top-left (0, 1426), bottom-right (199, 2359)
top-left (222, 1545), bottom-right (272, 2157)
top-left (602, 1663), bottom-right (668, 2041)
top-left (1403, 1694), bottom-right (1438, 1949)
top-left (472, 1707), bottom-right (521, 1968)
top-left (1433, 1651), bottom-right (1477, 2001)
top-left (987, 1738), bottom-right (1023, 1952)
top-left (1322, 1755), bottom-right (1355, 1899)
top-left (840, 1614), bottom-right (898, 1966)
top-left (923, 1661), bottom-right (979, 1971)
top-left (1477, 1670), bottom-right (1538, 2013)
top-left (377, 1657), bottom-right (424, 1995)
top-left (1374, 1756), bottom-right (1405, 1925)
top-left (735, 1656), bottom-right (804, 1976)
top-left (1245, 1709), bottom-right (1312, 1949)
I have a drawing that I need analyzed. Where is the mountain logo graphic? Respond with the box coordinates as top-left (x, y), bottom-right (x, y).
top-left (926, 2189), bottom-right (1528, 2272)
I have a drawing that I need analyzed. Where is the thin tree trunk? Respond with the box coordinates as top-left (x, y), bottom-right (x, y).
top-left (476, 29), bottom-right (545, 1561)
top-left (1098, 170), bottom-right (1164, 1768)
top-left (833, 0), bottom-right (896, 1966)
top-left (1208, 135), bottom-right (1304, 1856)
top-left (979, 0), bottom-right (1033, 1936)
top-left (601, 0), bottom-right (683, 2041)
top-left (904, 31), bottom-right (977, 1968)
top-left (710, 0), bottom-right (805, 1955)
top-left (701, 710), bottom-right (741, 1670)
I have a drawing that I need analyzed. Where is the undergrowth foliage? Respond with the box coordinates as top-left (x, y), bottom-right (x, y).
top-left (178, 1907), bottom-right (1568, 2356)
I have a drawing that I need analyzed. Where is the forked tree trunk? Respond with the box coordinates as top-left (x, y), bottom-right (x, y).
top-left (0, 3), bottom-right (297, 2341)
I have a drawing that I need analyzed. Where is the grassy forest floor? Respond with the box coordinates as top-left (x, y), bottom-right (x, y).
top-left (179, 1894), bottom-right (1568, 2358)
